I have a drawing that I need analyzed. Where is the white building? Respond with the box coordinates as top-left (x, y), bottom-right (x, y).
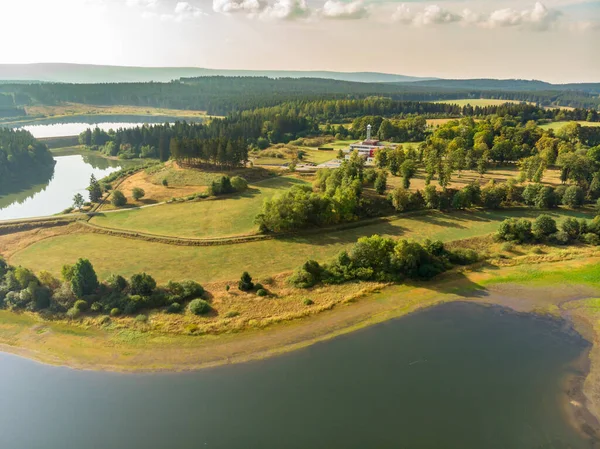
top-left (344, 124), bottom-right (398, 164)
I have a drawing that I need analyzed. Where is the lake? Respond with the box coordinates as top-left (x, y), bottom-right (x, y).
top-left (0, 302), bottom-right (592, 449)
top-left (13, 115), bottom-right (204, 139)
top-left (0, 153), bottom-right (131, 221)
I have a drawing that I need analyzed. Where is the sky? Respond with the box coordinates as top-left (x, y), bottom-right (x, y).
top-left (0, 0), bottom-right (598, 82)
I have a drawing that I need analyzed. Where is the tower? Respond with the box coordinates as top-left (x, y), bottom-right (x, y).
top-left (366, 124), bottom-right (372, 141)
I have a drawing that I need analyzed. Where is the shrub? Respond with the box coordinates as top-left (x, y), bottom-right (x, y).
top-left (132, 187), bottom-right (146, 201)
top-left (238, 272), bottom-right (254, 291)
top-left (534, 186), bottom-right (558, 209)
top-left (561, 217), bottom-right (582, 240)
top-left (107, 274), bottom-right (128, 292)
top-left (111, 190), bottom-right (127, 207)
top-left (167, 302), bottom-right (182, 314)
top-left (584, 233), bottom-right (600, 245)
top-left (189, 298), bottom-right (211, 315)
top-left (448, 249), bottom-right (479, 265)
top-left (497, 218), bottom-right (533, 243)
top-left (390, 187), bottom-right (412, 212)
top-left (162, 178), bottom-right (169, 187)
top-left (374, 171), bottom-right (387, 195)
top-left (532, 215), bottom-right (557, 240)
top-left (501, 242), bottom-right (515, 252)
top-left (551, 231), bottom-right (571, 245)
top-left (225, 311), bottom-right (240, 318)
top-left (135, 314), bottom-right (148, 323)
top-left (254, 283), bottom-right (264, 291)
top-left (288, 260), bottom-right (323, 288)
top-left (530, 246), bottom-right (544, 254)
top-left (99, 316), bottom-right (111, 325)
top-left (73, 299), bottom-right (88, 312)
top-left (110, 307), bottom-right (121, 317)
top-left (230, 176), bottom-right (248, 192)
top-left (562, 185), bottom-right (585, 208)
top-left (130, 273), bottom-right (157, 296)
top-left (303, 298), bottom-right (314, 306)
top-left (69, 258), bottom-right (99, 298)
top-left (90, 302), bottom-right (103, 312)
top-left (66, 307), bottom-right (81, 319)
top-left (225, 285), bottom-right (230, 292)
top-left (256, 289), bottom-right (267, 297)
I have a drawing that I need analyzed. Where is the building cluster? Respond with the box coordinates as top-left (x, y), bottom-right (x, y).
top-left (343, 124), bottom-right (398, 164)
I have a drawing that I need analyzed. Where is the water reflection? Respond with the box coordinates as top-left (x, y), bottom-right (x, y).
top-left (0, 154), bottom-right (135, 220)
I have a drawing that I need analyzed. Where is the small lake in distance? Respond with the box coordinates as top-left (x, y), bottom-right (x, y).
top-left (0, 153), bottom-right (136, 221)
top-left (0, 302), bottom-right (592, 449)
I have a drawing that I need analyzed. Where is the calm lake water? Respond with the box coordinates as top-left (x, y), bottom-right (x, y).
top-left (0, 153), bottom-right (127, 220)
top-left (0, 303), bottom-right (591, 449)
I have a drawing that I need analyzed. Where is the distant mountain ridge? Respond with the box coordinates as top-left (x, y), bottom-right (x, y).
top-left (0, 63), bottom-right (434, 84)
top-left (408, 79), bottom-right (600, 94)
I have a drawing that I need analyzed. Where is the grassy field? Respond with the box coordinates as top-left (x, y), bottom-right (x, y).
top-left (25, 103), bottom-right (210, 119)
top-left (10, 208), bottom-right (593, 285)
top-left (92, 175), bottom-right (308, 237)
top-left (540, 121), bottom-right (600, 131)
top-left (434, 99), bottom-right (525, 107)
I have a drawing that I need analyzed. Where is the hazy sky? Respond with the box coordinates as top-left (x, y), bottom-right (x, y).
top-left (1, 0), bottom-right (598, 82)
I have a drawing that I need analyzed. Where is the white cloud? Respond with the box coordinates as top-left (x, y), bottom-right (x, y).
top-left (143, 1), bottom-right (205, 21)
top-left (485, 2), bottom-right (561, 31)
top-left (213, 0), bottom-right (266, 14)
top-left (414, 5), bottom-right (460, 26)
top-left (320, 0), bottom-right (368, 20)
top-left (126, 0), bottom-right (159, 8)
top-left (260, 0), bottom-right (310, 20)
top-left (392, 2), bottom-right (561, 31)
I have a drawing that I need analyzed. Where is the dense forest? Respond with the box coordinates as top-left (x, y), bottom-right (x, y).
top-left (1, 76), bottom-right (599, 116)
top-left (0, 128), bottom-right (54, 191)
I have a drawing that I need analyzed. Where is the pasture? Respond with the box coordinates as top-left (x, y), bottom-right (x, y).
top-left (92, 175), bottom-right (309, 238)
top-left (540, 121), bottom-right (600, 131)
top-left (9, 208), bottom-right (592, 285)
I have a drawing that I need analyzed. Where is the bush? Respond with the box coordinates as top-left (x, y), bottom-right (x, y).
top-left (107, 274), bottom-right (128, 292)
top-left (66, 307), bottom-right (81, 319)
top-left (254, 283), bottom-right (264, 291)
top-left (584, 233), bottom-right (600, 245)
top-left (238, 272), bottom-right (254, 291)
top-left (132, 187), bottom-right (146, 201)
top-left (99, 316), bottom-right (111, 325)
top-left (497, 218), bottom-right (533, 243)
top-left (230, 176), bottom-right (248, 192)
top-left (189, 298), bottom-right (211, 315)
top-left (111, 190), bottom-right (127, 207)
top-left (303, 298), bottom-right (314, 306)
top-left (532, 215), bottom-right (557, 240)
top-left (501, 242), bottom-right (515, 252)
top-left (561, 217), bottom-right (582, 240)
top-left (167, 302), bottom-right (182, 314)
top-left (225, 311), bottom-right (240, 318)
top-left (130, 273), bottom-right (157, 296)
top-left (374, 171), bottom-right (387, 195)
top-left (288, 260), bottom-right (323, 288)
top-left (73, 299), bottom-right (88, 312)
top-left (562, 185), bottom-right (585, 208)
top-left (448, 249), bottom-right (479, 265)
top-left (211, 176), bottom-right (234, 195)
top-left (256, 289), bottom-right (267, 297)
top-left (162, 178), bottom-right (169, 187)
top-left (90, 302), bottom-right (103, 312)
top-left (551, 231), bottom-right (571, 245)
top-left (110, 307), bottom-right (121, 317)
top-left (530, 246), bottom-right (544, 254)
top-left (135, 314), bottom-right (148, 323)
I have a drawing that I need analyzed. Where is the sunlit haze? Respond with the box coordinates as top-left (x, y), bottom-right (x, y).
top-left (0, 0), bottom-right (598, 82)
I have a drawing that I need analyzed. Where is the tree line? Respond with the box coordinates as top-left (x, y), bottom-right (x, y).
top-left (2, 76), bottom-right (599, 117)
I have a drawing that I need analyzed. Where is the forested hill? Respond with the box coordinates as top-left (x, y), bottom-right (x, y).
top-left (409, 79), bottom-right (600, 94)
top-left (0, 128), bottom-right (54, 191)
top-left (0, 63), bottom-right (431, 84)
top-left (1, 76), bottom-right (599, 116)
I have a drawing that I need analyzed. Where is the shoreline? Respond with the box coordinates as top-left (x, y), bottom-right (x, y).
top-left (0, 265), bottom-right (599, 440)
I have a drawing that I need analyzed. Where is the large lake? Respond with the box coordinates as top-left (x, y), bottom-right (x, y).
top-left (0, 302), bottom-right (591, 449)
top-left (0, 153), bottom-right (133, 221)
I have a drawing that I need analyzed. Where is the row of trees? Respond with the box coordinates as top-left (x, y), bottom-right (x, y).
top-left (497, 215), bottom-right (600, 246)
top-left (289, 236), bottom-right (478, 288)
top-left (0, 257), bottom-right (208, 317)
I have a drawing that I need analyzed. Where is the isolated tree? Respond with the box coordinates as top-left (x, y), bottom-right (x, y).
top-left (111, 190), bottom-right (127, 207)
top-left (132, 187), bottom-right (146, 201)
top-left (532, 214), bottom-right (557, 240)
top-left (238, 272), bottom-right (254, 291)
top-left (88, 174), bottom-right (102, 203)
top-left (72, 193), bottom-right (85, 210)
